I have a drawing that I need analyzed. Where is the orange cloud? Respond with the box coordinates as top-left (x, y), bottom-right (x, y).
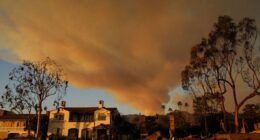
top-left (0, 0), bottom-right (260, 114)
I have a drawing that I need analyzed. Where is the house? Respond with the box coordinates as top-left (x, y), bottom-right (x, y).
top-left (0, 110), bottom-right (31, 139)
top-left (47, 100), bottom-right (119, 139)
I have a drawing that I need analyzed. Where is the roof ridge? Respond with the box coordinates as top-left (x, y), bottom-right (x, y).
top-left (64, 107), bottom-right (98, 108)
top-left (63, 107), bottom-right (117, 109)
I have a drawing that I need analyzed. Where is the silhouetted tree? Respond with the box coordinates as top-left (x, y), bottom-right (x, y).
top-left (114, 115), bottom-right (140, 139)
top-left (242, 104), bottom-right (260, 132)
top-left (172, 110), bottom-right (190, 138)
top-left (1, 57), bottom-right (68, 138)
top-left (182, 37), bottom-right (228, 131)
top-left (1, 84), bottom-right (36, 136)
top-left (161, 104), bottom-right (166, 114)
top-left (193, 96), bottom-right (219, 135)
top-left (182, 15), bottom-right (260, 133)
top-left (184, 102), bottom-right (189, 112)
top-left (177, 101), bottom-right (183, 110)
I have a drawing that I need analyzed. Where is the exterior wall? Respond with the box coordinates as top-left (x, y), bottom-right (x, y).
top-left (48, 121), bottom-right (95, 137)
top-left (0, 132), bottom-right (8, 139)
top-left (49, 108), bottom-right (70, 122)
top-left (48, 108), bottom-right (71, 136)
top-left (214, 134), bottom-right (260, 140)
top-left (94, 108), bottom-right (111, 126)
top-left (48, 107), bottom-right (112, 138)
top-left (0, 120), bottom-right (27, 138)
top-left (0, 120), bottom-right (26, 127)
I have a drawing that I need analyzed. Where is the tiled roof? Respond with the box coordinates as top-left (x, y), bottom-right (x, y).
top-left (0, 114), bottom-right (33, 120)
top-left (62, 107), bottom-right (117, 113)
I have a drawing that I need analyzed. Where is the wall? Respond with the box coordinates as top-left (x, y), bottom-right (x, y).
top-left (48, 108), bottom-right (112, 138)
top-left (0, 132), bottom-right (8, 139)
top-left (94, 108), bottom-right (111, 126)
top-left (213, 134), bottom-right (260, 140)
top-left (0, 120), bottom-right (27, 136)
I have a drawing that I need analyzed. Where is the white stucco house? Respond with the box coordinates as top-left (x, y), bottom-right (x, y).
top-left (47, 100), bottom-right (119, 140)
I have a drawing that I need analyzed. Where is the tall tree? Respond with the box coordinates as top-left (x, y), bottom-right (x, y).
top-left (161, 104), bottom-right (166, 114)
top-left (182, 15), bottom-right (260, 133)
top-left (1, 57), bottom-right (68, 138)
top-left (184, 102), bottom-right (189, 112)
top-left (193, 96), bottom-right (218, 135)
top-left (177, 101), bottom-right (183, 110)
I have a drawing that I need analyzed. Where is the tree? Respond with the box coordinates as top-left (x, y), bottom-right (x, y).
top-left (182, 37), bottom-right (228, 132)
top-left (193, 96), bottom-right (218, 135)
top-left (243, 104), bottom-right (260, 119)
top-left (1, 57), bottom-right (68, 138)
top-left (182, 15), bottom-right (260, 133)
top-left (161, 104), bottom-right (166, 114)
top-left (177, 101), bottom-right (183, 110)
top-left (242, 104), bottom-right (260, 132)
top-left (184, 102), bottom-right (189, 112)
top-left (1, 84), bottom-right (36, 136)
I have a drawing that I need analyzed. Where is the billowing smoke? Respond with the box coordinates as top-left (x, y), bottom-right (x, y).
top-left (0, 0), bottom-right (260, 114)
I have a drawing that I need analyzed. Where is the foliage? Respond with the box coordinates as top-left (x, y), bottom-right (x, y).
top-left (0, 57), bottom-right (68, 138)
top-left (177, 101), bottom-right (183, 110)
top-left (242, 104), bottom-right (260, 132)
top-left (182, 15), bottom-right (260, 132)
top-left (193, 96), bottom-right (218, 116)
top-left (243, 104), bottom-right (260, 119)
top-left (113, 115), bottom-right (140, 139)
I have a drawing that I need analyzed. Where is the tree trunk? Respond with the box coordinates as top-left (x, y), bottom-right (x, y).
top-left (204, 114), bottom-right (208, 136)
top-left (234, 107), bottom-right (240, 133)
top-left (36, 107), bottom-right (42, 138)
top-left (27, 117), bottom-right (31, 137)
top-left (220, 101), bottom-right (227, 132)
top-left (223, 112), bottom-right (227, 132)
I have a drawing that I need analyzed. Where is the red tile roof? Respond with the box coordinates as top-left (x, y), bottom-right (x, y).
top-left (62, 107), bottom-right (118, 113)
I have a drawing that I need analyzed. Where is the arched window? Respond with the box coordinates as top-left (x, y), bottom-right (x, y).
top-left (81, 128), bottom-right (90, 140)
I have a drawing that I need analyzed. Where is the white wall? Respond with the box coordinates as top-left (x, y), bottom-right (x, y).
top-left (48, 108), bottom-right (112, 138)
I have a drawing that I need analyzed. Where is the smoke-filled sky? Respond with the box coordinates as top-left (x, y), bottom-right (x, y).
top-left (0, 0), bottom-right (260, 114)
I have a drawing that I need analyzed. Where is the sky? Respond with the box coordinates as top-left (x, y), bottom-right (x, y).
top-left (0, 0), bottom-right (260, 115)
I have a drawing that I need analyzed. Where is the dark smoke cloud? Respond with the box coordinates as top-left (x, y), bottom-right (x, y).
top-left (0, 0), bottom-right (260, 114)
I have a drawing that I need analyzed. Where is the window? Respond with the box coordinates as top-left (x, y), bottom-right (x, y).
top-left (97, 113), bottom-right (106, 120)
top-left (80, 114), bottom-right (94, 122)
top-left (54, 113), bottom-right (64, 120)
top-left (69, 113), bottom-right (79, 122)
top-left (11, 121), bottom-right (14, 127)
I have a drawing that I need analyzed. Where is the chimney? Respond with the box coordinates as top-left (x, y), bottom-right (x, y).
top-left (98, 100), bottom-right (104, 108)
top-left (61, 101), bottom-right (66, 108)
